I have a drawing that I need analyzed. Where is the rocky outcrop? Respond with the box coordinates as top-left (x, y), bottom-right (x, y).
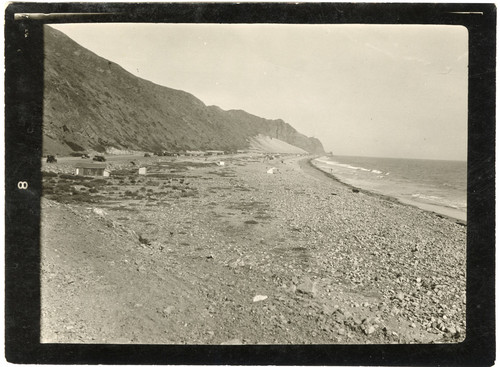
top-left (43, 26), bottom-right (325, 155)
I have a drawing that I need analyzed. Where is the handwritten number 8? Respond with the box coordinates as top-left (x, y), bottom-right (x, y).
top-left (17, 181), bottom-right (28, 189)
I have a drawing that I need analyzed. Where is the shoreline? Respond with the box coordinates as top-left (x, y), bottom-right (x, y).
top-left (307, 157), bottom-right (466, 226)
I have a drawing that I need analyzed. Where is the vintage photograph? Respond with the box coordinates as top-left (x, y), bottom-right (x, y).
top-left (38, 22), bottom-right (469, 345)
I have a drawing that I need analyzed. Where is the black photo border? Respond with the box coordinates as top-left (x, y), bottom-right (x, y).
top-left (4, 2), bottom-right (496, 365)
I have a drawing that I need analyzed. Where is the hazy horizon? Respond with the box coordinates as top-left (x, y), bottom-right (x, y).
top-left (329, 153), bottom-right (467, 163)
top-left (50, 23), bottom-right (468, 161)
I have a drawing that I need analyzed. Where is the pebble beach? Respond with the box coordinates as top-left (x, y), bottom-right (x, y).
top-left (41, 154), bottom-right (466, 344)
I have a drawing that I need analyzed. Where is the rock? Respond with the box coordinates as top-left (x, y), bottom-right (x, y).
top-left (296, 277), bottom-right (317, 297)
top-left (396, 292), bottom-right (405, 301)
top-left (364, 325), bottom-right (376, 335)
top-left (162, 306), bottom-right (175, 316)
top-left (253, 295), bottom-right (268, 302)
top-left (93, 208), bottom-right (106, 217)
top-left (138, 235), bottom-right (151, 245)
top-left (221, 338), bottom-right (242, 345)
top-left (337, 328), bottom-right (346, 336)
top-left (391, 307), bottom-right (400, 315)
top-left (322, 304), bottom-right (335, 316)
top-left (342, 310), bottom-right (353, 319)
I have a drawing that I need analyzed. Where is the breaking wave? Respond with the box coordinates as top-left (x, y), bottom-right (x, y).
top-left (316, 157), bottom-right (387, 176)
top-left (313, 155), bottom-right (467, 221)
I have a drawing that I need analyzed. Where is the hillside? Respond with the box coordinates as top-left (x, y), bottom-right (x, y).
top-left (43, 26), bottom-right (325, 155)
top-left (248, 135), bottom-right (307, 154)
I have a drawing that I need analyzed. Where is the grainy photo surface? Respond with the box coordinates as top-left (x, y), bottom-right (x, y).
top-left (39, 23), bottom-right (468, 345)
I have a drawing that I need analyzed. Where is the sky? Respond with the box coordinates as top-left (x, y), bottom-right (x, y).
top-left (51, 23), bottom-right (468, 160)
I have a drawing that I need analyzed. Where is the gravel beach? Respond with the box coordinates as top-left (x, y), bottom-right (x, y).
top-left (41, 154), bottom-right (466, 344)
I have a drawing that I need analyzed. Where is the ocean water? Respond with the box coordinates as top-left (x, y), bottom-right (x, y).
top-left (313, 155), bottom-right (467, 222)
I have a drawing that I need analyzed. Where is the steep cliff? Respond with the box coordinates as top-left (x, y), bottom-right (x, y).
top-left (43, 26), bottom-right (325, 155)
